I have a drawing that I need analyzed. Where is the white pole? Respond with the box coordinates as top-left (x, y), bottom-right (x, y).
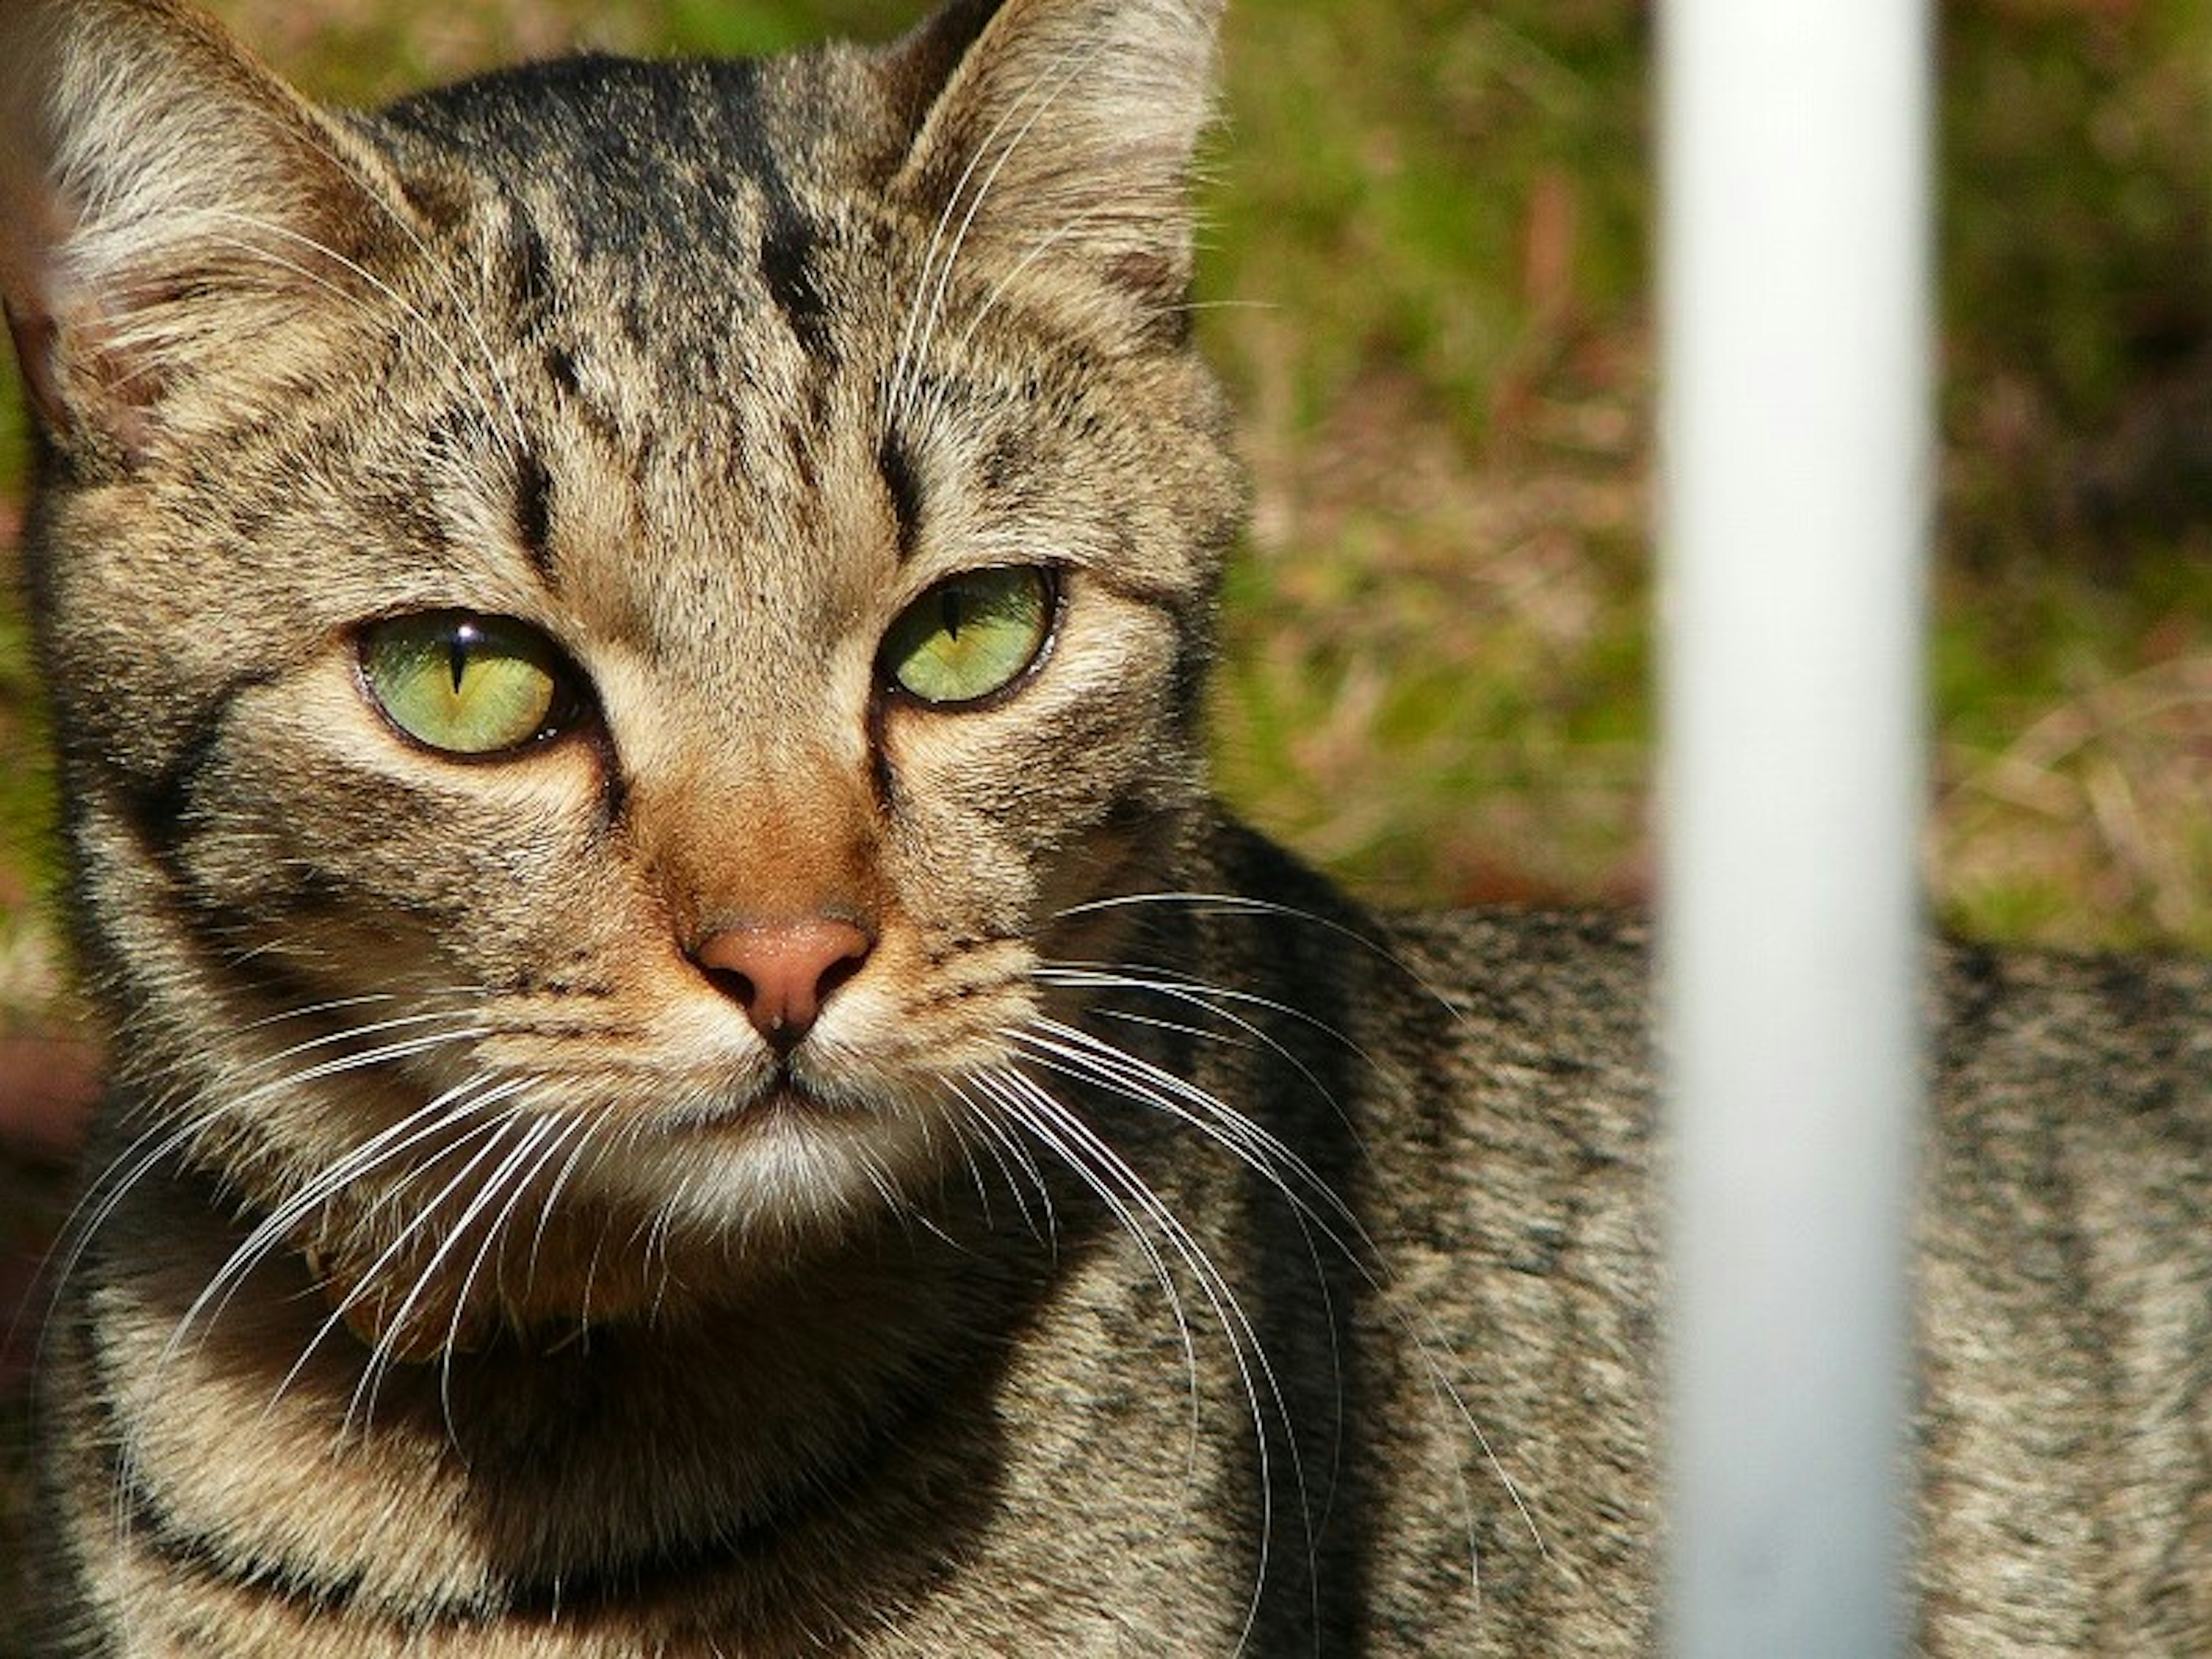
top-left (1658, 1), bottom-right (1930, 1655)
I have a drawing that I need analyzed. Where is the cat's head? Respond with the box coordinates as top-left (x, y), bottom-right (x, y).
top-left (1, 0), bottom-right (1240, 1328)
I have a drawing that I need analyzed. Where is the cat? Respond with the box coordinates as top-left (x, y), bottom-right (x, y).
top-left (4, 0), bottom-right (2211, 1652)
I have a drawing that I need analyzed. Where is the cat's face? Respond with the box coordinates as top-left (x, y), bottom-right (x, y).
top-left (3, 0), bottom-right (1238, 1318)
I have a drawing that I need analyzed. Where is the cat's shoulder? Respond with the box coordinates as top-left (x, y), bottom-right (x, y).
top-left (1930, 933), bottom-right (2212, 1142)
top-left (1195, 812), bottom-right (1653, 1099)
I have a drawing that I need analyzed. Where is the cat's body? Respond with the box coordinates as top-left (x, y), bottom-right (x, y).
top-left (3, 1), bottom-right (2210, 1653)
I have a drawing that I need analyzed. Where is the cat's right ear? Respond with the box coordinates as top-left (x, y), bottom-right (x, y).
top-left (0, 0), bottom-right (410, 472)
top-left (882, 0), bottom-right (1225, 348)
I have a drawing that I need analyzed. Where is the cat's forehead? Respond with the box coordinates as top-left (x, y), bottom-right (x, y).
top-left (320, 58), bottom-right (1203, 662)
top-left (373, 50), bottom-right (895, 312)
top-left (338, 59), bottom-right (922, 643)
top-left (5, 3), bottom-right (1236, 736)
top-left (376, 51), bottom-right (890, 204)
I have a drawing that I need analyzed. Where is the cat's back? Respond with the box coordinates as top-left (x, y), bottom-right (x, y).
top-left (1361, 881), bottom-right (2212, 1651)
top-left (1367, 904), bottom-right (1662, 1649)
top-left (1910, 942), bottom-right (2212, 1651)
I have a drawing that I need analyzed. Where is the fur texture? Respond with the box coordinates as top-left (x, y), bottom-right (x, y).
top-left (3, 2), bottom-right (2210, 1653)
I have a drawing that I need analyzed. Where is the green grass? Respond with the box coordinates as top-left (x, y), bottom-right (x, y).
top-left (8, 0), bottom-right (2212, 1002)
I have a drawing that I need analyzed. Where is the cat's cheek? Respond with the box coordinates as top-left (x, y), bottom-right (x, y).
top-left (180, 666), bottom-right (615, 972)
top-left (800, 947), bottom-right (1033, 1085)
top-left (874, 686), bottom-right (1198, 950)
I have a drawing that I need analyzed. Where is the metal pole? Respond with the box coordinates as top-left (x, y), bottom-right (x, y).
top-left (1658, 2), bottom-right (1931, 1654)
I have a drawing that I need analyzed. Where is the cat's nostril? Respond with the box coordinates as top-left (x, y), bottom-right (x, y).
top-left (691, 918), bottom-right (874, 1054)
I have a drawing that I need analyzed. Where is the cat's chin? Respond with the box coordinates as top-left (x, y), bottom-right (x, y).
top-left (569, 1076), bottom-right (961, 1251)
top-left (653, 1074), bottom-right (865, 1136)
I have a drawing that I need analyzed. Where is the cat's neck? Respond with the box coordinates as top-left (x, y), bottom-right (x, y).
top-left (66, 1137), bottom-right (1108, 1611)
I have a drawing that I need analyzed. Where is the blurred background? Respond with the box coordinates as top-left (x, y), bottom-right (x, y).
top-left (5, 0), bottom-right (2212, 1628)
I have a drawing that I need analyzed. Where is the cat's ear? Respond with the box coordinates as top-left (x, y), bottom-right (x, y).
top-left (0, 0), bottom-right (409, 468)
top-left (883, 0), bottom-right (1224, 344)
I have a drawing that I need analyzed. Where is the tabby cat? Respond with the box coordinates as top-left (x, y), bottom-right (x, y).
top-left (4, 0), bottom-right (2210, 1652)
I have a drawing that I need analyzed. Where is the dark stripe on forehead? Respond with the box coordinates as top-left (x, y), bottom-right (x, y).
top-left (878, 430), bottom-right (924, 562)
top-left (513, 448), bottom-right (556, 585)
top-left (654, 56), bottom-right (838, 368)
top-left (543, 342), bottom-right (581, 397)
top-left (509, 204), bottom-right (556, 322)
top-left (759, 204), bottom-right (832, 362)
top-left (388, 55), bottom-right (847, 387)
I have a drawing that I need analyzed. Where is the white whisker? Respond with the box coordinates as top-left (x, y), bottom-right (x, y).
top-left (978, 1063), bottom-right (1304, 1656)
top-left (255, 1101), bottom-right (519, 1430)
top-left (43, 1011), bottom-right (495, 1372)
top-left (1018, 938), bottom-right (1547, 1592)
top-left (944, 1078), bottom-right (1058, 1251)
top-left (965, 1069), bottom-right (1197, 1446)
top-left (340, 1104), bottom-right (537, 1435)
top-left (162, 1074), bottom-right (518, 1370)
top-left (431, 1107), bottom-right (579, 1434)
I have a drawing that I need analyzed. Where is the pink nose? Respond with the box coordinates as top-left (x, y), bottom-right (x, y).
top-left (691, 918), bottom-right (873, 1052)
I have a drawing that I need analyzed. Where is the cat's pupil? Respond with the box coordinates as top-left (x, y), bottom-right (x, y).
top-left (448, 630), bottom-right (471, 693)
top-left (943, 588), bottom-right (964, 641)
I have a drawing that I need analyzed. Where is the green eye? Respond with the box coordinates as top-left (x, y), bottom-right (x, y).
top-left (882, 567), bottom-right (1055, 706)
top-left (359, 612), bottom-right (571, 756)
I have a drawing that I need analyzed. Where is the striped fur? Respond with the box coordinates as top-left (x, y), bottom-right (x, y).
top-left (4, 2), bottom-right (2211, 1653)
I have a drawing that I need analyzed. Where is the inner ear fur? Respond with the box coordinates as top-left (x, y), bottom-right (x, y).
top-left (882, 0), bottom-right (1225, 342)
top-left (0, 0), bottom-right (415, 467)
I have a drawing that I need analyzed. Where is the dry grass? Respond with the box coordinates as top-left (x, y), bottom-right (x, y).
top-left (1937, 655), bottom-right (2212, 949)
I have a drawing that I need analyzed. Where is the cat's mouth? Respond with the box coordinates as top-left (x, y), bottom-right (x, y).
top-left (655, 1065), bottom-right (872, 1140)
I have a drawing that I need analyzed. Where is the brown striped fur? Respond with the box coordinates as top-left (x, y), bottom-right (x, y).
top-left (4, 2), bottom-right (2211, 1652)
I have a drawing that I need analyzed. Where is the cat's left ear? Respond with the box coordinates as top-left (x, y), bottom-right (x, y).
top-left (0, 0), bottom-right (413, 471)
top-left (882, 0), bottom-right (1224, 346)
